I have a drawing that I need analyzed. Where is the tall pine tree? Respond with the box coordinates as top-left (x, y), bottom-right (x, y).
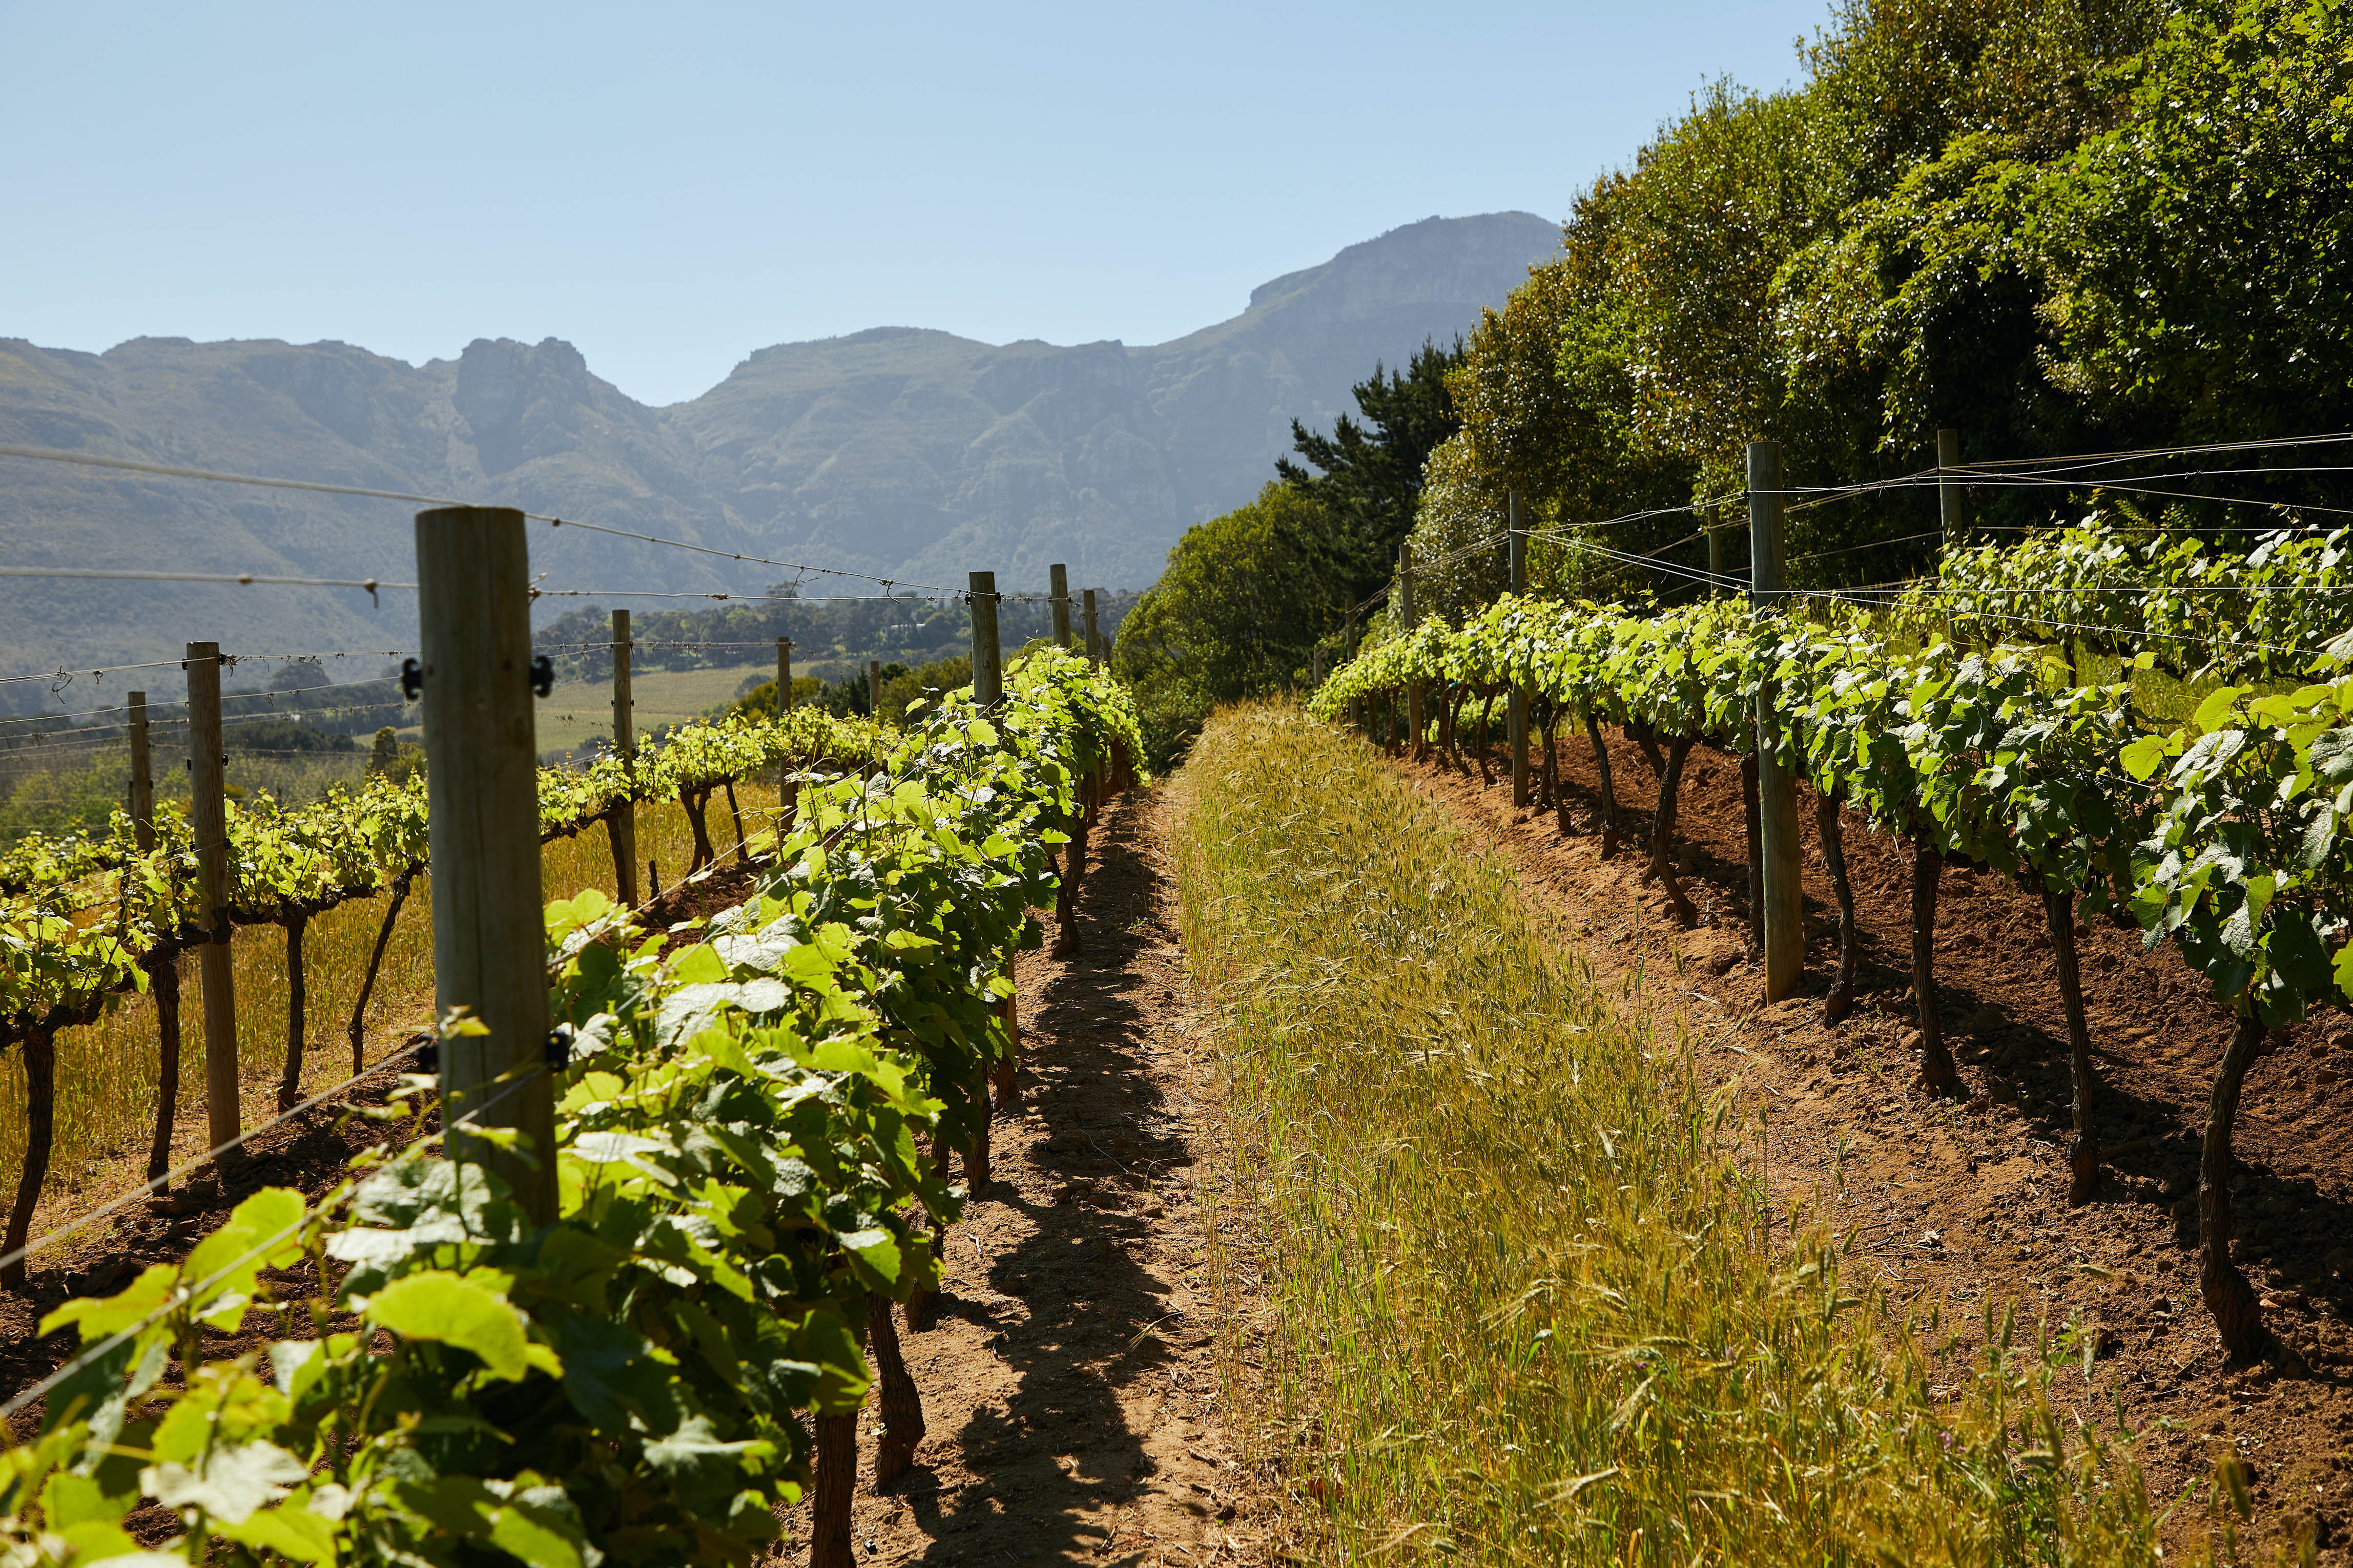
top-left (1275, 338), bottom-right (1464, 609)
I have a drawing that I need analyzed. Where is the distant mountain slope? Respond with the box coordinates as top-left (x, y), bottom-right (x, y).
top-left (0, 212), bottom-right (1560, 683)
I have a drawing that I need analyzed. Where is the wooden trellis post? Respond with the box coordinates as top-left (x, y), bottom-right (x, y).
top-left (1749, 442), bottom-right (1804, 1001)
top-left (970, 573), bottom-right (1002, 707)
top-left (185, 642), bottom-right (241, 1162)
top-left (1938, 427), bottom-right (1964, 547)
top-left (415, 506), bottom-right (556, 1223)
top-left (608, 610), bottom-right (640, 908)
top-left (1508, 492), bottom-right (1529, 807)
top-left (1401, 542), bottom-right (1422, 758)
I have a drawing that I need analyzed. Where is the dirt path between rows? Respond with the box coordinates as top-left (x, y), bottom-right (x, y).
top-left (1394, 730), bottom-right (2353, 1560)
top-left (780, 785), bottom-right (1279, 1568)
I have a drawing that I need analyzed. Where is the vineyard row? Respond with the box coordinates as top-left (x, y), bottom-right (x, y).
top-left (1313, 511), bottom-right (2353, 1369)
top-left (1, 506), bottom-right (1142, 1568)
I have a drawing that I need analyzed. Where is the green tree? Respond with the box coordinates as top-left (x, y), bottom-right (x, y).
top-left (1112, 484), bottom-right (1325, 766)
top-left (1276, 340), bottom-right (1466, 608)
top-left (2025, 0), bottom-right (2353, 447)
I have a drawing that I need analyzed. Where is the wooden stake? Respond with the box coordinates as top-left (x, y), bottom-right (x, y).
top-left (1817, 787), bottom-right (1857, 1025)
top-left (128, 691), bottom-right (155, 851)
top-left (1083, 589), bottom-right (1100, 664)
top-left (415, 506), bottom-right (555, 1223)
top-left (1748, 442), bottom-right (1805, 1002)
top-left (1508, 492), bottom-right (1530, 808)
top-left (1401, 541), bottom-right (1423, 760)
top-left (1345, 602), bottom-right (1360, 731)
top-left (185, 641), bottom-right (242, 1162)
top-left (775, 635), bottom-right (794, 822)
top-left (1050, 562), bottom-right (1071, 648)
top-left (969, 572), bottom-right (1003, 708)
top-left (2047, 888), bottom-right (2103, 1204)
top-left (868, 657), bottom-right (882, 717)
top-left (1937, 428), bottom-right (1963, 547)
top-left (608, 610), bottom-right (640, 908)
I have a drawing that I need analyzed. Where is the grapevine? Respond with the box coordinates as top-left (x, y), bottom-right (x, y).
top-left (0, 646), bottom-right (1142, 1568)
top-left (1313, 541), bottom-right (2353, 1363)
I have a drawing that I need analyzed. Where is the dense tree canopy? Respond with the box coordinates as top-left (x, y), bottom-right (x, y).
top-left (1110, 485), bottom-right (1329, 764)
top-left (1116, 0), bottom-right (2353, 763)
top-left (1396, 0), bottom-right (2353, 623)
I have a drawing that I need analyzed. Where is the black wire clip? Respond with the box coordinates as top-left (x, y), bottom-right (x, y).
top-left (530, 655), bottom-right (555, 697)
top-left (400, 658), bottom-right (424, 700)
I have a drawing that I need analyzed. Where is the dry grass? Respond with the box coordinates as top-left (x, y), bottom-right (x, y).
top-left (1169, 702), bottom-right (2170, 1567)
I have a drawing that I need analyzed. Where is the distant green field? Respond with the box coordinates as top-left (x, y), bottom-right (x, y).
top-left (526, 663), bottom-right (770, 756)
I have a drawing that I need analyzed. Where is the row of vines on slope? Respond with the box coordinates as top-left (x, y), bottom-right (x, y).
top-left (0, 645), bottom-right (1142, 1568)
top-left (0, 704), bottom-right (891, 1289)
top-left (1311, 529), bottom-right (2353, 1366)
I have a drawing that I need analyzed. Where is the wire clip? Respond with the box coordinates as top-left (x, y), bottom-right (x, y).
top-left (531, 655), bottom-right (555, 697)
top-left (400, 658), bottom-right (424, 700)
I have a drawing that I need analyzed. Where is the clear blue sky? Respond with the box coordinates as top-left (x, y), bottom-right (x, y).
top-left (2, 1), bottom-right (1826, 408)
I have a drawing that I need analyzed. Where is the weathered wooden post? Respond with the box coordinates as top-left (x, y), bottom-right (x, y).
top-left (1083, 589), bottom-right (1101, 665)
top-left (1401, 541), bottom-right (1423, 760)
top-left (1508, 491), bottom-right (1530, 808)
top-left (772, 634), bottom-right (795, 824)
top-left (608, 610), bottom-right (640, 908)
top-left (128, 692), bottom-right (154, 847)
top-left (1749, 442), bottom-right (1804, 1002)
top-left (969, 572), bottom-right (1003, 708)
top-left (185, 642), bottom-right (242, 1162)
top-left (1050, 563), bottom-right (1072, 649)
top-left (415, 506), bottom-right (556, 1223)
top-left (1344, 601), bottom-right (1359, 731)
top-left (868, 658), bottom-right (882, 717)
top-left (1937, 427), bottom-right (1964, 547)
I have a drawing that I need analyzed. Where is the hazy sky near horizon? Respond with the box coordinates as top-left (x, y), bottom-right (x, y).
top-left (3, 1), bottom-right (1826, 407)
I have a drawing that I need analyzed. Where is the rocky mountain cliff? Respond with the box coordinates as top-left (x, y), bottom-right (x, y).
top-left (0, 212), bottom-right (1560, 678)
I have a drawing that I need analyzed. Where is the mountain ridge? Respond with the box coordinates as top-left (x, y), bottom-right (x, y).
top-left (0, 211), bottom-right (1561, 684)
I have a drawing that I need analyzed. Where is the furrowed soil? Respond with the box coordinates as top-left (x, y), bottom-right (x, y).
top-left (1401, 725), bottom-right (2353, 1560)
top-left (775, 787), bottom-right (1281, 1567)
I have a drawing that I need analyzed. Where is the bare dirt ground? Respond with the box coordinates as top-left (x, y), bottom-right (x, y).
top-left (1397, 726), bottom-right (2353, 1560)
top-left (778, 786), bottom-right (1281, 1567)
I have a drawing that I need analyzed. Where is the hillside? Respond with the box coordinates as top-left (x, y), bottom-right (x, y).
top-left (0, 212), bottom-right (1559, 691)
